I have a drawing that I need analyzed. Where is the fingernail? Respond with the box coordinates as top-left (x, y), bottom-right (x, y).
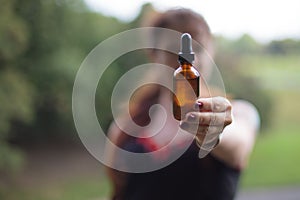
top-left (194, 101), bottom-right (203, 110)
top-left (180, 121), bottom-right (189, 129)
top-left (188, 114), bottom-right (196, 121)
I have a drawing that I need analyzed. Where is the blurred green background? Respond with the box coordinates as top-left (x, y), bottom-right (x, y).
top-left (1, 0), bottom-right (300, 199)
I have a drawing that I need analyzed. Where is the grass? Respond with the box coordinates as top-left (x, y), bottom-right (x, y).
top-left (240, 54), bottom-right (300, 90)
top-left (1, 177), bottom-right (111, 200)
top-left (241, 126), bottom-right (300, 188)
top-left (239, 54), bottom-right (300, 188)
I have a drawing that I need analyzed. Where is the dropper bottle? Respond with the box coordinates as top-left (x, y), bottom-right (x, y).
top-left (173, 33), bottom-right (200, 120)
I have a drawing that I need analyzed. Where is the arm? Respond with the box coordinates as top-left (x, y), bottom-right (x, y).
top-left (211, 100), bottom-right (260, 170)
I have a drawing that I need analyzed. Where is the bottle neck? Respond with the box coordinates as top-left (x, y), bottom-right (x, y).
top-left (180, 61), bottom-right (193, 69)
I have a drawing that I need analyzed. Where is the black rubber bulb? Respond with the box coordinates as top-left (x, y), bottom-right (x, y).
top-left (178, 33), bottom-right (195, 64)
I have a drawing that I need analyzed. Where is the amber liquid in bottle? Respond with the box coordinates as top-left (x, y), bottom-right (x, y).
top-left (173, 33), bottom-right (200, 120)
top-left (173, 62), bottom-right (200, 120)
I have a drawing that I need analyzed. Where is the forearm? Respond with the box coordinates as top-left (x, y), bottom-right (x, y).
top-left (210, 122), bottom-right (256, 170)
top-left (210, 100), bottom-right (259, 170)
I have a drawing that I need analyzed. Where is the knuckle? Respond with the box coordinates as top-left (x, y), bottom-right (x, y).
top-left (227, 103), bottom-right (232, 111)
top-left (224, 116), bottom-right (232, 126)
top-left (223, 99), bottom-right (231, 110)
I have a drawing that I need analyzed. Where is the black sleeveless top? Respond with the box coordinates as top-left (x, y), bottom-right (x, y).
top-left (118, 138), bottom-right (240, 200)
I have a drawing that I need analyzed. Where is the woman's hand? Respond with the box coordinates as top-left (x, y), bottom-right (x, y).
top-left (180, 96), bottom-right (232, 156)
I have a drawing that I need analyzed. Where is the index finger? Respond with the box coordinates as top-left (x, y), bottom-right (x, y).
top-left (194, 96), bottom-right (231, 112)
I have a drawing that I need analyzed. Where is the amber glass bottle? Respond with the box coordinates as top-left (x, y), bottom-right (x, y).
top-left (173, 33), bottom-right (200, 120)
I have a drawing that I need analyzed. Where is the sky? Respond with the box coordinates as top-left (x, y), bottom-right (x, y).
top-left (85, 0), bottom-right (300, 43)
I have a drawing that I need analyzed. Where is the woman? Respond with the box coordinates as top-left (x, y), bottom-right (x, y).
top-left (106, 8), bottom-right (259, 200)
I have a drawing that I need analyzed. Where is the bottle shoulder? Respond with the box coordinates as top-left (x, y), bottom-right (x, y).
top-left (174, 65), bottom-right (200, 79)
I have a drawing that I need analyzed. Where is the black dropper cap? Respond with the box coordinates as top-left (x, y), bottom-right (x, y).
top-left (178, 33), bottom-right (195, 64)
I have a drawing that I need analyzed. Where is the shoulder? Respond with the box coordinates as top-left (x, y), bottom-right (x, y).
top-left (231, 99), bottom-right (260, 132)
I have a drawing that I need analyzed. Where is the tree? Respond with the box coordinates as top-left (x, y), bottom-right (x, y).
top-left (0, 0), bottom-right (127, 172)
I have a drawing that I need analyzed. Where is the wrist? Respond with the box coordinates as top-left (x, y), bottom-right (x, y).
top-left (195, 134), bottom-right (221, 154)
